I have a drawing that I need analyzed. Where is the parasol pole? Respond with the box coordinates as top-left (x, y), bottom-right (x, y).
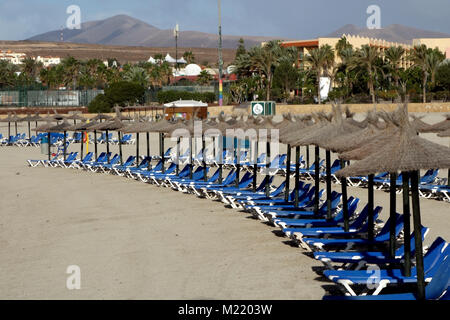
top-left (136, 132), bottom-right (140, 168)
top-left (252, 138), bottom-right (258, 192)
top-left (106, 130), bottom-right (110, 164)
top-left (314, 146), bottom-right (320, 214)
top-left (410, 170), bottom-right (426, 300)
top-left (119, 131), bottom-right (123, 165)
top-left (147, 131), bottom-right (151, 169)
top-left (202, 134), bottom-right (207, 182)
top-left (284, 144), bottom-right (291, 202)
top-left (367, 174), bottom-right (375, 245)
top-left (235, 137), bottom-right (240, 187)
top-left (389, 172), bottom-right (398, 258)
top-left (340, 159), bottom-right (349, 232)
top-left (265, 137), bottom-right (271, 197)
top-left (294, 146), bottom-right (300, 207)
top-left (325, 149), bottom-right (332, 220)
top-left (402, 172), bottom-right (412, 276)
top-left (94, 130), bottom-right (98, 161)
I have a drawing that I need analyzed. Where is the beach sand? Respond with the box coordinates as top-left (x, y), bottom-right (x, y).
top-left (0, 113), bottom-right (449, 300)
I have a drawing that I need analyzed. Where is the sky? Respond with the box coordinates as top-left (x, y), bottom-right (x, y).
top-left (0, 0), bottom-right (449, 40)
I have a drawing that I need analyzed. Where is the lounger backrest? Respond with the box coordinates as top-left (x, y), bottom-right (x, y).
top-left (238, 172), bottom-right (253, 188)
top-left (83, 153), bottom-right (93, 162)
top-left (425, 253), bottom-right (450, 300)
top-left (349, 205), bottom-right (380, 229)
top-left (271, 181), bottom-right (286, 197)
top-left (255, 176), bottom-right (275, 192)
top-left (123, 156), bottom-right (135, 166)
top-left (289, 182), bottom-right (308, 201)
top-left (192, 167), bottom-right (209, 180)
top-left (395, 227), bottom-right (429, 256)
top-left (374, 213), bottom-right (403, 241)
top-left (423, 238), bottom-right (449, 276)
top-left (222, 170), bottom-right (236, 186)
top-left (207, 169), bottom-right (220, 183)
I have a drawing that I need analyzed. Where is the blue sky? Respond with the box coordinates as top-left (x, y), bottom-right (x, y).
top-left (0, 0), bottom-right (449, 40)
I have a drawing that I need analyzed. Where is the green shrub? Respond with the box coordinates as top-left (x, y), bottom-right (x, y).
top-left (88, 94), bottom-right (112, 113)
top-left (104, 81), bottom-right (145, 107)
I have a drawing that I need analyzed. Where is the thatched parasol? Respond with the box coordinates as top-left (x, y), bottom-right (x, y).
top-left (335, 104), bottom-right (450, 300)
top-left (421, 114), bottom-right (450, 133)
top-left (437, 128), bottom-right (450, 138)
top-left (65, 113), bottom-right (86, 125)
top-left (46, 120), bottom-right (73, 161)
top-left (90, 114), bottom-right (112, 122)
top-left (410, 115), bottom-right (434, 133)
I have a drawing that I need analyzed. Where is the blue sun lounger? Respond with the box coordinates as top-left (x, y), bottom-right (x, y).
top-left (274, 197), bottom-right (359, 229)
top-left (302, 211), bottom-right (404, 252)
top-left (323, 252), bottom-right (450, 300)
top-left (322, 237), bottom-right (449, 296)
top-left (284, 205), bottom-right (384, 248)
top-left (314, 226), bottom-right (429, 269)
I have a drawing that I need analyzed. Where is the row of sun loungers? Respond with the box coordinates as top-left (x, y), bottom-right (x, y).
top-left (26, 149), bottom-right (449, 300)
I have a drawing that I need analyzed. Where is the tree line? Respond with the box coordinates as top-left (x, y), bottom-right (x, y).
top-left (231, 37), bottom-right (450, 104)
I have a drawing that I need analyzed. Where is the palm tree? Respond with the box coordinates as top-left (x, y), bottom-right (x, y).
top-left (350, 45), bottom-right (382, 105)
top-left (426, 48), bottom-right (445, 90)
top-left (0, 60), bottom-right (18, 88)
top-left (251, 40), bottom-right (283, 101)
top-left (409, 45), bottom-right (430, 103)
top-left (21, 57), bottom-right (43, 84)
top-left (61, 56), bottom-right (81, 89)
top-left (183, 51), bottom-right (195, 64)
top-left (197, 70), bottom-right (213, 85)
top-left (304, 45), bottom-right (335, 104)
top-left (335, 36), bottom-right (353, 59)
top-left (124, 66), bottom-right (149, 87)
top-left (385, 46), bottom-right (405, 92)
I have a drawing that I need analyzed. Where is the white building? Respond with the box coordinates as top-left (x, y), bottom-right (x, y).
top-left (35, 56), bottom-right (61, 67)
top-left (0, 50), bottom-right (26, 64)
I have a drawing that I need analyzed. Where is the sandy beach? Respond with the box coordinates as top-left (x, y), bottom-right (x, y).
top-left (0, 112), bottom-right (449, 300)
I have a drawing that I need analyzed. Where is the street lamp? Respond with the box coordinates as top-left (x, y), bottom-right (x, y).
top-left (218, 0), bottom-right (223, 106)
top-left (174, 23), bottom-right (179, 73)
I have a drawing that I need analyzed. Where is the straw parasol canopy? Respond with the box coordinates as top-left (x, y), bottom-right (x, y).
top-left (90, 114), bottom-right (113, 122)
top-left (338, 109), bottom-right (404, 161)
top-left (410, 115), bottom-right (434, 133)
top-left (303, 104), bottom-right (361, 149)
top-left (67, 119), bottom-right (98, 132)
top-left (422, 114), bottom-right (450, 133)
top-left (335, 105), bottom-right (450, 177)
top-left (321, 110), bottom-right (389, 153)
top-left (437, 128), bottom-right (450, 137)
top-left (65, 113), bottom-right (86, 122)
top-left (34, 121), bottom-right (57, 132)
top-left (45, 120), bottom-right (74, 133)
top-left (121, 121), bottom-right (153, 133)
top-left (0, 113), bottom-right (18, 123)
top-left (287, 111), bottom-right (333, 147)
top-left (91, 118), bottom-right (127, 131)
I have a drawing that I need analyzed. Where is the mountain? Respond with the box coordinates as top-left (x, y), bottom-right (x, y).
top-left (27, 14), bottom-right (284, 49)
top-left (325, 24), bottom-right (450, 44)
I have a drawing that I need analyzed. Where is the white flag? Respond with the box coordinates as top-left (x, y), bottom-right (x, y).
top-left (173, 24), bottom-right (179, 37)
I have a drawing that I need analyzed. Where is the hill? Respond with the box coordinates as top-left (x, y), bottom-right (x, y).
top-left (27, 14), bottom-right (285, 49)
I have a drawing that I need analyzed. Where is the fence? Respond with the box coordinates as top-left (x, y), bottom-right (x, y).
top-left (0, 89), bottom-right (104, 107)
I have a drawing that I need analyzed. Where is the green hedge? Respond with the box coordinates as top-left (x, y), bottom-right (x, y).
top-left (88, 94), bottom-right (113, 113)
top-left (156, 90), bottom-right (216, 104)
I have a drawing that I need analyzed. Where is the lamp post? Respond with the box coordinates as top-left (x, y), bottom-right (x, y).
top-left (218, 0), bottom-right (223, 106)
top-left (174, 23), bottom-right (179, 73)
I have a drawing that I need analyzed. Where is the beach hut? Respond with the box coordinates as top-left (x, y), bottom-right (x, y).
top-left (163, 100), bottom-right (208, 120)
